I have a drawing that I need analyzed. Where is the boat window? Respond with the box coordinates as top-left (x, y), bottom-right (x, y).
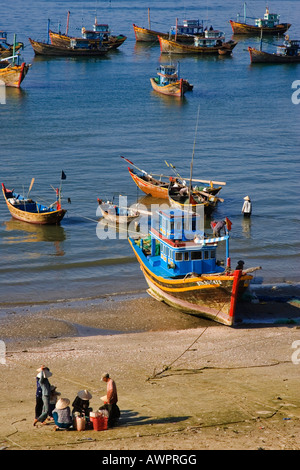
top-left (175, 252), bottom-right (183, 261)
top-left (191, 251), bottom-right (202, 260)
top-left (204, 251), bottom-right (209, 259)
top-left (211, 250), bottom-right (216, 259)
top-left (184, 252), bottom-right (189, 261)
top-left (168, 248), bottom-right (173, 259)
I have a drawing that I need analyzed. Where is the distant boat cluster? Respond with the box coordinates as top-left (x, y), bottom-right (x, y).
top-left (0, 4), bottom-right (298, 90)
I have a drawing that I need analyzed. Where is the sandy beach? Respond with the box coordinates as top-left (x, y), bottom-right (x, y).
top-left (1, 286), bottom-right (300, 451)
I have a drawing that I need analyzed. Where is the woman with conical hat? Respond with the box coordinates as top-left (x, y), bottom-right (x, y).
top-left (52, 398), bottom-right (73, 431)
top-left (72, 389), bottom-right (93, 417)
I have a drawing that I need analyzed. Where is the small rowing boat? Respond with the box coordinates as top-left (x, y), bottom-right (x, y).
top-left (0, 31), bottom-right (23, 59)
top-left (2, 182), bottom-right (66, 225)
top-left (97, 198), bottom-right (140, 224)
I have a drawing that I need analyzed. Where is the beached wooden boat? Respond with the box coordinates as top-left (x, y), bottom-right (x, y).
top-left (158, 30), bottom-right (237, 55)
top-left (0, 59), bottom-right (30, 87)
top-left (0, 31), bottom-right (23, 59)
top-left (230, 4), bottom-right (291, 35)
top-left (248, 38), bottom-right (300, 63)
top-left (28, 37), bottom-right (108, 57)
top-left (129, 208), bottom-right (260, 326)
top-left (2, 183), bottom-right (66, 225)
top-left (150, 63), bottom-right (193, 97)
top-left (121, 157), bottom-right (224, 200)
top-left (97, 198), bottom-right (139, 224)
top-left (133, 10), bottom-right (204, 43)
top-left (168, 179), bottom-right (222, 216)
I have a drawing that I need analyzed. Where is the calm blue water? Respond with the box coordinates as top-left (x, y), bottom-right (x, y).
top-left (0, 0), bottom-right (299, 305)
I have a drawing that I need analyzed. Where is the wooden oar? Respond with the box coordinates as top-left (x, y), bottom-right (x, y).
top-left (27, 178), bottom-right (35, 198)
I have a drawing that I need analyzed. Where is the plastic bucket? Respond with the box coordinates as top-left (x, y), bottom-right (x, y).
top-left (91, 416), bottom-right (108, 431)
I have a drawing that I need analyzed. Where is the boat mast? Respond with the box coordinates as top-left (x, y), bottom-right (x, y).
top-left (188, 106), bottom-right (200, 201)
top-left (66, 10), bottom-right (70, 35)
top-left (244, 2), bottom-right (247, 24)
top-left (148, 8), bottom-right (151, 29)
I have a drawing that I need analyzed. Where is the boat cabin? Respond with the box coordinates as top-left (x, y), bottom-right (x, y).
top-left (170, 19), bottom-right (204, 37)
top-left (277, 39), bottom-right (300, 56)
top-left (194, 30), bottom-right (225, 47)
top-left (140, 209), bottom-right (228, 277)
top-left (255, 7), bottom-right (280, 27)
top-left (157, 64), bottom-right (178, 84)
top-left (70, 37), bottom-right (103, 49)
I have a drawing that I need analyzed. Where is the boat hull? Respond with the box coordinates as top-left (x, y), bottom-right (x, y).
top-left (0, 62), bottom-right (30, 88)
top-left (133, 24), bottom-right (196, 43)
top-left (98, 204), bottom-right (139, 224)
top-left (150, 77), bottom-right (188, 97)
top-left (29, 38), bottom-right (108, 56)
top-left (128, 168), bottom-right (169, 198)
top-left (129, 238), bottom-right (252, 326)
top-left (2, 185), bottom-right (66, 224)
top-left (229, 20), bottom-right (291, 35)
top-left (248, 46), bottom-right (300, 63)
top-left (49, 30), bottom-right (127, 50)
top-left (158, 35), bottom-right (237, 55)
top-left (0, 43), bottom-right (23, 59)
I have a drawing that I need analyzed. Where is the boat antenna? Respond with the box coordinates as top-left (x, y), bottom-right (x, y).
top-left (189, 105), bottom-right (201, 200)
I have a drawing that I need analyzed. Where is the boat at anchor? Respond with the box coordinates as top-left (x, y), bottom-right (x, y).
top-left (150, 63), bottom-right (193, 97)
top-left (230, 4), bottom-right (291, 35)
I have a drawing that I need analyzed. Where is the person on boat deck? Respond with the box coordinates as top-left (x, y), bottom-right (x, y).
top-left (99, 373), bottom-right (120, 427)
top-left (211, 220), bottom-right (226, 237)
top-left (33, 366), bottom-right (52, 426)
top-left (52, 398), bottom-right (73, 431)
top-left (179, 186), bottom-right (189, 196)
top-left (72, 390), bottom-right (93, 417)
top-left (235, 260), bottom-right (245, 271)
top-left (242, 196), bottom-right (252, 217)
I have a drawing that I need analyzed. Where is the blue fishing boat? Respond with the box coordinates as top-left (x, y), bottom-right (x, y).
top-left (128, 209), bottom-right (260, 326)
top-left (150, 63), bottom-right (193, 97)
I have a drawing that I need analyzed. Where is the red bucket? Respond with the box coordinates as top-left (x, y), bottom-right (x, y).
top-left (91, 416), bottom-right (108, 431)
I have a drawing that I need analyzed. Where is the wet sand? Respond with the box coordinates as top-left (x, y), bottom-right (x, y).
top-left (1, 285), bottom-right (300, 450)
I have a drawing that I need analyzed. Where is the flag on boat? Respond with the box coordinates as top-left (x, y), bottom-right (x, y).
top-left (225, 217), bottom-right (232, 231)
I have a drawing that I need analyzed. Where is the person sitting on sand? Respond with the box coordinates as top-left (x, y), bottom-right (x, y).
top-left (33, 365), bottom-right (52, 426)
top-left (52, 398), bottom-right (73, 431)
top-left (49, 385), bottom-right (61, 420)
top-left (99, 372), bottom-right (120, 428)
top-left (72, 390), bottom-right (93, 417)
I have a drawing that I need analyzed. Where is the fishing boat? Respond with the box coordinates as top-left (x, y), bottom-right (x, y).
top-left (97, 198), bottom-right (140, 224)
top-left (230, 4), bottom-right (291, 35)
top-left (0, 57), bottom-right (30, 87)
top-left (2, 183), bottom-right (66, 225)
top-left (150, 63), bottom-right (193, 97)
top-left (128, 208), bottom-right (260, 326)
top-left (168, 179), bottom-right (222, 216)
top-left (248, 37), bottom-right (300, 63)
top-left (0, 31), bottom-right (23, 59)
top-left (158, 30), bottom-right (237, 55)
top-left (28, 37), bottom-right (108, 57)
top-left (133, 9), bottom-right (204, 43)
top-left (121, 157), bottom-right (225, 200)
top-left (49, 13), bottom-right (126, 50)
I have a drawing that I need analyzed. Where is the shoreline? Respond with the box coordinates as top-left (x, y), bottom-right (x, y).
top-left (1, 283), bottom-right (300, 450)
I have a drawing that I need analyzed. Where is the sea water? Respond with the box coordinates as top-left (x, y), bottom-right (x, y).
top-left (0, 0), bottom-right (299, 306)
